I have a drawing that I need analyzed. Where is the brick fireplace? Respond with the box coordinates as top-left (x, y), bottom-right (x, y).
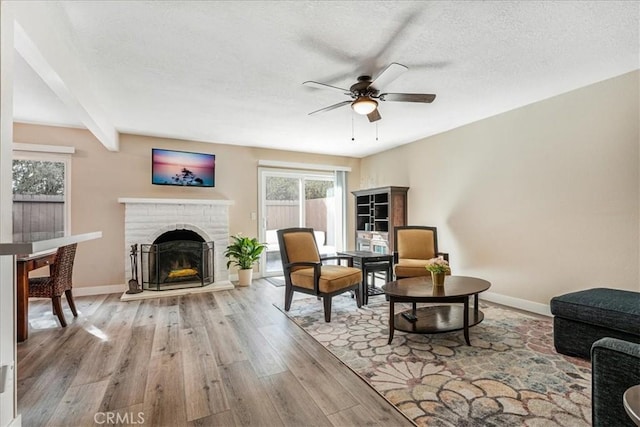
top-left (118, 198), bottom-right (234, 292)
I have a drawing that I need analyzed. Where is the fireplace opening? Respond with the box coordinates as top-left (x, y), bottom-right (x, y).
top-left (140, 229), bottom-right (214, 291)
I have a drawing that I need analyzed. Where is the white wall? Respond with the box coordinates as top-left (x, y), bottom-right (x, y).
top-left (361, 71), bottom-right (640, 306)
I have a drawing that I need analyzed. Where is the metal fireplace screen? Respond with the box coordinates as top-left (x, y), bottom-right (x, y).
top-left (141, 240), bottom-right (214, 290)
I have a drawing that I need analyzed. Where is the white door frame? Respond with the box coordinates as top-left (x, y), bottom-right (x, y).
top-left (0, 4), bottom-right (19, 426)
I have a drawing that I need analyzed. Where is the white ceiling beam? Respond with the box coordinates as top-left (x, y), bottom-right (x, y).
top-left (13, 3), bottom-right (119, 151)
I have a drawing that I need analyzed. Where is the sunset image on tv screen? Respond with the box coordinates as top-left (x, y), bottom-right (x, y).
top-left (152, 149), bottom-right (215, 187)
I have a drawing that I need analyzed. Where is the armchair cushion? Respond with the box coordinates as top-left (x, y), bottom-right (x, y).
top-left (291, 265), bottom-right (362, 293)
top-left (283, 231), bottom-right (320, 270)
top-left (397, 228), bottom-right (436, 260)
top-left (394, 258), bottom-right (430, 278)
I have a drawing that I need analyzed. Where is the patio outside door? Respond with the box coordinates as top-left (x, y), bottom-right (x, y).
top-left (259, 169), bottom-right (336, 277)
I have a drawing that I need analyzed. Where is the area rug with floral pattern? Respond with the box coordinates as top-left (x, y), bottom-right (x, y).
top-left (277, 297), bottom-right (592, 427)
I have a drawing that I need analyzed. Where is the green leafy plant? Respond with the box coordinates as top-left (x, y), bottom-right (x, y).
top-left (224, 233), bottom-right (267, 270)
top-left (424, 257), bottom-right (451, 274)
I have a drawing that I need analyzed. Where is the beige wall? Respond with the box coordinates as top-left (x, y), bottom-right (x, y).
top-left (12, 125), bottom-right (360, 288)
top-left (361, 71), bottom-right (640, 305)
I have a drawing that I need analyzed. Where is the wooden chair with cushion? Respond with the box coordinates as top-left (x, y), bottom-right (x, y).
top-left (277, 227), bottom-right (362, 322)
top-left (393, 226), bottom-right (449, 279)
top-left (29, 243), bottom-right (78, 327)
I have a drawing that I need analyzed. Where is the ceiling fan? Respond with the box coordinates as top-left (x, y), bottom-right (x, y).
top-left (303, 63), bottom-right (436, 123)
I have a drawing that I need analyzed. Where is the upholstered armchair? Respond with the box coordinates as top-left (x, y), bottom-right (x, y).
top-left (277, 227), bottom-right (362, 322)
top-left (28, 243), bottom-right (78, 327)
top-left (393, 226), bottom-right (449, 279)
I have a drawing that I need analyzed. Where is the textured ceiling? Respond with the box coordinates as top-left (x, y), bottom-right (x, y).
top-left (12, 1), bottom-right (640, 158)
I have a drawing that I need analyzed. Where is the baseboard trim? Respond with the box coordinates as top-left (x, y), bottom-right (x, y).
top-left (73, 284), bottom-right (124, 296)
top-left (480, 291), bottom-right (552, 317)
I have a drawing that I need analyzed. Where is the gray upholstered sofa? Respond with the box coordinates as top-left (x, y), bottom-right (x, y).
top-left (591, 338), bottom-right (640, 427)
top-left (550, 287), bottom-right (640, 359)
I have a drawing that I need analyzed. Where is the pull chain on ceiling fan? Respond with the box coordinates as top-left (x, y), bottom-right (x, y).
top-left (303, 62), bottom-right (436, 123)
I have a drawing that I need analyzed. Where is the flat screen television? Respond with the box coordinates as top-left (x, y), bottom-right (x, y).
top-left (152, 148), bottom-right (215, 187)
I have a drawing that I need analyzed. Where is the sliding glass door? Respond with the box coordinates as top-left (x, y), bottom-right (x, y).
top-left (259, 169), bottom-right (338, 277)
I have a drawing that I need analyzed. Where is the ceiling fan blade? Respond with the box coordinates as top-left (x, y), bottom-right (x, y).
top-left (308, 100), bottom-right (351, 116)
top-left (303, 81), bottom-right (351, 94)
top-left (380, 93), bottom-right (436, 103)
top-left (370, 63), bottom-right (408, 90)
top-left (367, 109), bottom-right (381, 123)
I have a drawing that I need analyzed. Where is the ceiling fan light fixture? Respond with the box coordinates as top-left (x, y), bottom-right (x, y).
top-left (351, 97), bottom-right (378, 115)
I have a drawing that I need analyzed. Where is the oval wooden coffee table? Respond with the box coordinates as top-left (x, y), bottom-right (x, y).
top-left (381, 275), bottom-right (491, 345)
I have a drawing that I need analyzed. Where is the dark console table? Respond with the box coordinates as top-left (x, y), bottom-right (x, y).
top-left (337, 251), bottom-right (393, 305)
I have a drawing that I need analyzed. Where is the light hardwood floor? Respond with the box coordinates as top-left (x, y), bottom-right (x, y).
top-left (17, 279), bottom-right (413, 427)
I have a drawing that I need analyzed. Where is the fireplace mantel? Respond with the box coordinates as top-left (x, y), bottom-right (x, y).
top-left (118, 198), bottom-right (234, 206)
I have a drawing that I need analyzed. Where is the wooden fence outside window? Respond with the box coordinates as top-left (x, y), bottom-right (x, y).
top-left (12, 194), bottom-right (64, 241)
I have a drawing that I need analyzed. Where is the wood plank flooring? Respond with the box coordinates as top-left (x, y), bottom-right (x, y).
top-left (17, 279), bottom-right (413, 427)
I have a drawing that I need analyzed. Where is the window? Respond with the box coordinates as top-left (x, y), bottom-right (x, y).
top-left (12, 149), bottom-right (71, 241)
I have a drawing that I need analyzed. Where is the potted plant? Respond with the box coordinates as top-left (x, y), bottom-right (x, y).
top-left (425, 257), bottom-right (451, 287)
top-left (224, 233), bottom-right (267, 286)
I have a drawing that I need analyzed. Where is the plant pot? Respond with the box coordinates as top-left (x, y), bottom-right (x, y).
top-left (431, 271), bottom-right (445, 287)
top-left (432, 284), bottom-right (445, 296)
top-left (237, 268), bottom-right (253, 287)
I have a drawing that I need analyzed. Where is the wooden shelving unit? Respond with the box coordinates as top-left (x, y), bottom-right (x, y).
top-left (352, 186), bottom-right (408, 254)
